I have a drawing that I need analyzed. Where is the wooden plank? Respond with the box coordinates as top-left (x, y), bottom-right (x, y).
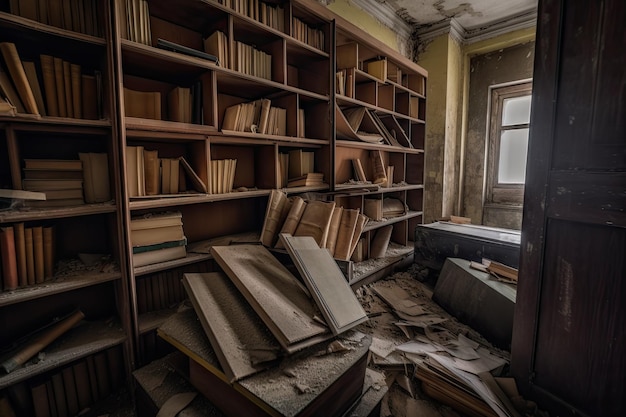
top-left (182, 272), bottom-right (280, 383)
top-left (210, 245), bottom-right (328, 350)
top-left (280, 234), bottom-right (367, 335)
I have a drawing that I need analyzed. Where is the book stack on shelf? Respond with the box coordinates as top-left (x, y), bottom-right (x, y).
top-left (130, 212), bottom-right (187, 268)
top-left (22, 159), bottom-right (85, 207)
top-left (1, 224), bottom-right (55, 291)
top-left (9, 0), bottom-right (102, 36)
top-left (257, 0), bottom-right (285, 31)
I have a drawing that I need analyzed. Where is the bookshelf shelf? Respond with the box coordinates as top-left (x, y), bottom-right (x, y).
top-left (124, 117), bottom-right (219, 136)
top-left (133, 251), bottom-right (213, 277)
top-left (0, 320), bottom-right (126, 389)
top-left (363, 210), bottom-right (424, 233)
top-left (0, 202), bottom-right (117, 223)
top-left (0, 12), bottom-right (106, 45)
top-left (0, 269), bottom-right (121, 308)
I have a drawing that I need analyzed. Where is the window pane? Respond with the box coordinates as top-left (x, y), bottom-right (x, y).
top-left (502, 95), bottom-right (532, 126)
top-left (498, 128), bottom-right (529, 184)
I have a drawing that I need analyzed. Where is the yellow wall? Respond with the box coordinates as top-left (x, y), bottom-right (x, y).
top-left (326, 0), bottom-right (399, 52)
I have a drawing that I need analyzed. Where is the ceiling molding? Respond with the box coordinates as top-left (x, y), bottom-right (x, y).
top-left (416, 10), bottom-right (537, 45)
top-left (350, 0), bottom-right (413, 41)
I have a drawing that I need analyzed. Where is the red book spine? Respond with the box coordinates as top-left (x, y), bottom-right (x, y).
top-left (1, 227), bottom-right (18, 291)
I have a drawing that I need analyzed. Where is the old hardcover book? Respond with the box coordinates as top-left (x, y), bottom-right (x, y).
top-left (0, 42), bottom-right (39, 115)
top-left (222, 103), bottom-right (241, 131)
top-left (62, 366), bottom-right (80, 416)
top-left (70, 63), bottom-right (81, 118)
top-left (92, 352), bottom-right (111, 400)
top-left (370, 224), bottom-right (392, 259)
top-left (24, 227), bottom-right (35, 285)
top-left (167, 86), bottom-right (191, 123)
top-left (325, 206), bottom-right (343, 256)
top-left (131, 227), bottom-right (185, 248)
top-left (72, 361), bottom-right (92, 411)
top-left (0, 66), bottom-right (25, 113)
top-left (293, 200), bottom-right (336, 247)
top-left (333, 208), bottom-right (359, 261)
top-left (370, 149), bottom-right (387, 185)
top-left (132, 245), bottom-right (187, 267)
top-left (365, 58), bottom-right (387, 81)
top-left (363, 198), bottom-right (382, 221)
top-left (43, 226), bottom-right (54, 279)
top-left (54, 58), bottom-right (68, 116)
top-left (32, 226), bottom-right (44, 283)
top-left (23, 179), bottom-right (83, 190)
top-left (0, 227), bottom-right (18, 291)
top-left (22, 61), bottom-right (47, 116)
top-left (30, 381), bottom-right (50, 417)
top-left (274, 197), bottom-right (306, 249)
top-left (24, 159), bottom-right (82, 170)
top-left (131, 211), bottom-right (183, 230)
top-left (62, 60), bottom-right (74, 116)
top-left (80, 74), bottom-right (98, 119)
top-left (352, 158), bottom-right (367, 182)
top-left (349, 214), bottom-right (368, 257)
top-left (143, 149), bottom-right (160, 196)
top-left (39, 55), bottom-right (58, 116)
top-left (179, 156), bottom-right (207, 193)
top-left (79, 152), bottom-right (111, 203)
top-left (13, 222), bottom-right (27, 287)
top-left (132, 237), bottom-right (187, 254)
top-left (50, 372), bottom-right (67, 417)
top-left (123, 87), bottom-right (161, 119)
top-left (260, 189), bottom-right (289, 247)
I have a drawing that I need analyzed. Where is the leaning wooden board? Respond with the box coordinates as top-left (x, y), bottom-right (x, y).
top-left (182, 272), bottom-right (280, 383)
top-left (280, 234), bottom-right (368, 335)
top-left (210, 245), bottom-right (328, 351)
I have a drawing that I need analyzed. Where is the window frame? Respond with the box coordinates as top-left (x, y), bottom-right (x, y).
top-left (485, 80), bottom-right (533, 205)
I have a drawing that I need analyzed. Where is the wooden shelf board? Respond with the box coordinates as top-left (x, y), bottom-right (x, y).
top-left (386, 78), bottom-right (426, 99)
top-left (330, 184), bottom-right (423, 196)
top-left (0, 269), bottom-right (121, 308)
top-left (335, 139), bottom-right (424, 154)
top-left (129, 189), bottom-right (271, 210)
top-left (219, 130), bottom-right (329, 146)
top-left (363, 210), bottom-right (424, 232)
top-left (0, 114), bottom-right (111, 129)
top-left (336, 95), bottom-right (424, 124)
top-left (0, 320), bottom-right (126, 389)
top-left (284, 184), bottom-right (331, 193)
top-left (124, 117), bottom-right (218, 135)
top-left (216, 69), bottom-right (329, 102)
top-left (134, 251), bottom-right (212, 277)
top-left (0, 202), bottom-right (117, 223)
top-left (0, 11), bottom-right (106, 45)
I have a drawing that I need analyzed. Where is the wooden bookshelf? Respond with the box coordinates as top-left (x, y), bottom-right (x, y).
top-left (0, 0), bottom-right (426, 414)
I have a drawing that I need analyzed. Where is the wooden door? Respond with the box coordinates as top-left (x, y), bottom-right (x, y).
top-left (511, 0), bottom-right (626, 416)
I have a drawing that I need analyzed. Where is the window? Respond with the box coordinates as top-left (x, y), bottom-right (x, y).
top-left (485, 81), bottom-right (532, 205)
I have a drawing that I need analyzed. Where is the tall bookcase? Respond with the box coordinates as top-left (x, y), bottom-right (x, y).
top-left (0, 0), bottom-right (426, 414)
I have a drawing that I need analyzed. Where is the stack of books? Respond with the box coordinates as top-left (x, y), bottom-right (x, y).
top-left (222, 98), bottom-right (287, 136)
top-left (130, 212), bottom-right (187, 267)
top-left (22, 159), bottom-right (85, 207)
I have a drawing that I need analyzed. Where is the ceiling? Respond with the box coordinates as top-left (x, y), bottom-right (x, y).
top-left (388, 0), bottom-right (538, 31)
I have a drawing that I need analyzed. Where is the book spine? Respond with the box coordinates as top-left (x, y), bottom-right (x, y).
top-left (0, 43), bottom-right (39, 115)
top-left (39, 55), bottom-right (59, 117)
top-left (62, 60), bottom-right (73, 117)
top-left (70, 64), bottom-right (81, 119)
top-left (14, 222), bottom-right (28, 287)
top-left (0, 227), bottom-right (18, 291)
top-left (33, 226), bottom-right (44, 283)
top-left (53, 57), bottom-right (67, 117)
top-left (24, 227), bottom-right (35, 285)
top-left (43, 226), bottom-right (55, 279)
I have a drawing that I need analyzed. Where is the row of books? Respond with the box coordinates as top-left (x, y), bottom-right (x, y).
top-left (118, 0), bottom-right (152, 45)
top-left (210, 159), bottom-right (237, 194)
top-left (130, 212), bottom-right (187, 268)
top-left (123, 83), bottom-right (203, 124)
top-left (204, 30), bottom-right (230, 69)
top-left (0, 224), bottom-right (55, 292)
top-left (10, 0), bottom-right (102, 37)
top-left (30, 346), bottom-right (124, 417)
top-left (220, 0), bottom-right (285, 32)
top-left (336, 69), bottom-right (354, 98)
top-left (222, 98), bottom-right (288, 136)
top-left (22, 155), bottom-right (111, 206)
top-left (0, 42), bottom-right (101, 119)
top-left (125, 146), bottom-right (208, 198)
top-left (234, 41), bottom-right (272, 80)
top-left (292, 17), bottom-right (325, 50)
top-left (260, 191), bottom-right (367, 261)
